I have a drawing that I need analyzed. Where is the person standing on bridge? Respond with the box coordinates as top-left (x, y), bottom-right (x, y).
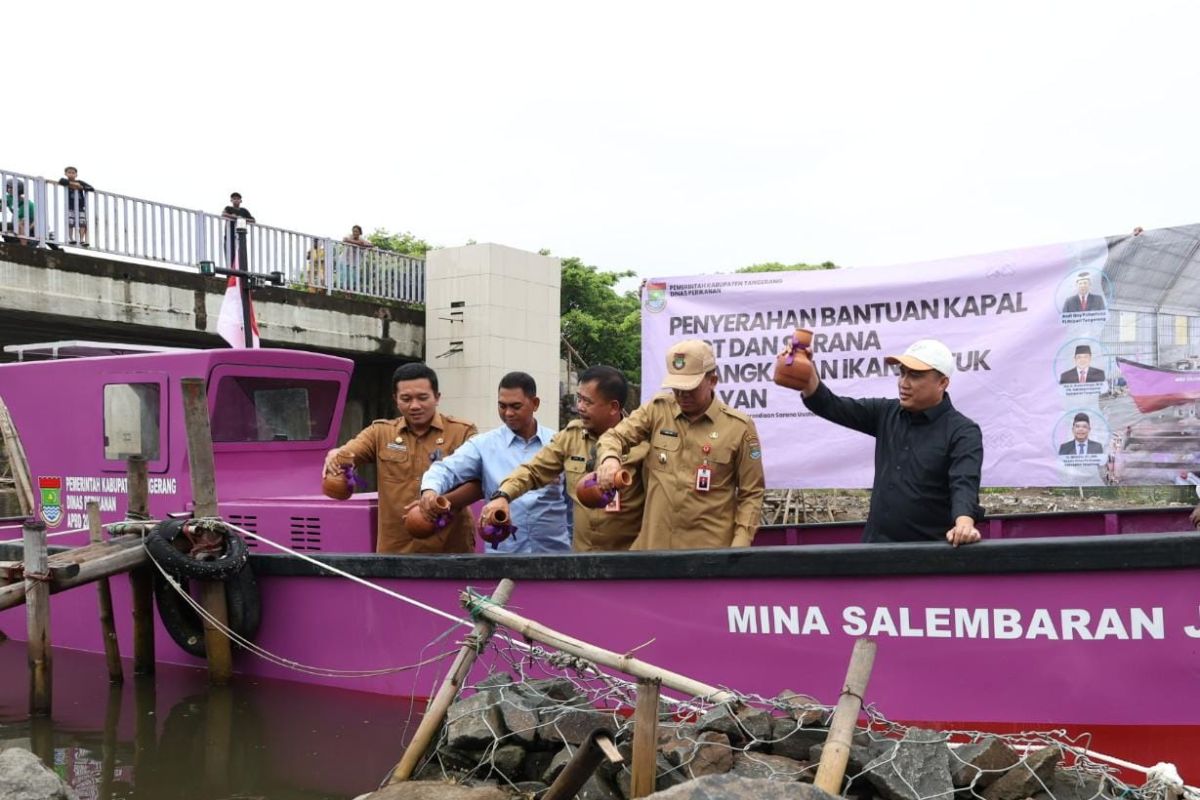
top-left (595, 340), bottom-right (765, 549)
top-left (58, 167), bottom-right (94, 247)
top-left (787, 337), bottom-right (984, 546)
top-left (221, 192), bottom-right (256, 264)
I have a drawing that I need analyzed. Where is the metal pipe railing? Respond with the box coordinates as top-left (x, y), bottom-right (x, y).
top-left (1, 168), bottom-right (425, 305)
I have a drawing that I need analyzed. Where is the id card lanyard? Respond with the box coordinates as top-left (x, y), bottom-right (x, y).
top-left (695, 443), bottom-right (712, 492)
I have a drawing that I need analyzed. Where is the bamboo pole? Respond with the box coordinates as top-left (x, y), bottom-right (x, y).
top-left (181, 377), bottom-right (232, 685)
top-left (630, 678), bottom-right (662, 798)
top-left (24, 519), bottom-right (52, 715)
top-left (126, 455), bottom-right (155, 675)
top-left (0, 535), bottom-right (147, 612)
top-left (386, 578), bottom-right (516, 784)
top-left (814, 638), bottom-right (877, 795)
top-left (460, 590), bottom-right (737, 705)
top-left (88, 501), bottom-right (123, 684)
top-left (0, 397), bottom-right (35, 516)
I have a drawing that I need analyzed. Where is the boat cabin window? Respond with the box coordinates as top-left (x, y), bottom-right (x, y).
top-left (103, 383), bottom-right (162, 461)
top-left (210, 376), bottom-right (339, 443)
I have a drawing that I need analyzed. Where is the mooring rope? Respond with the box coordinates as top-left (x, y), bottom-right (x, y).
top-left (221, 521), bottom-right (471, 628)
top-left (142, 543), bottom-right (461, 678)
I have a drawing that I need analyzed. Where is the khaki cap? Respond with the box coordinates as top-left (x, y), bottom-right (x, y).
top-left (662, 340), bottom-right (717, 391)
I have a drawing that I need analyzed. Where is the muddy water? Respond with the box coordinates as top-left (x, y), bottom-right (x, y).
top-left (0, 640), bottom-right (423, 799)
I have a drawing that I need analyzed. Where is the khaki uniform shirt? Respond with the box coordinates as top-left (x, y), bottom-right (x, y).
top-left (596, 393), bottom-right (765, 550)
top-left (333, 413), bottom-right (478, 554)
top-left (498, 420), bottom-right (649, 552)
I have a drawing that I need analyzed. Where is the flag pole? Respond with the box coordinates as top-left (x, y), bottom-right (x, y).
top-left (199, 220), bottom-right (281, 348)
top-left (236, 223), bottom-right (253, 349)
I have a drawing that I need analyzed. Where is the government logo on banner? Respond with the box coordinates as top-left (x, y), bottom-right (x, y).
top-left (644, 281), bottom-right (668, 313)
top-left (38, 476), bottom-right (63, 527)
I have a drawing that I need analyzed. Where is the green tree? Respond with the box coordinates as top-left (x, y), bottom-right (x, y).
top-left (552, 253), bottom-right (643, 384)
top-left (737, 260), bottom-right (838, 273)
top-left (369, 228), bottom-right (434, 258)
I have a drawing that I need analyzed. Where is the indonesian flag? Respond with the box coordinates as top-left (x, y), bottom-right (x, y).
top-left (216, 250), bottom-right (260, 348)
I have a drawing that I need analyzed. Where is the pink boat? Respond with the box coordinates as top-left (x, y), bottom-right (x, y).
top-left (1116, 357), bottom-right (1200, 413)
top-left (1, 347), bottom-right (1198, 779)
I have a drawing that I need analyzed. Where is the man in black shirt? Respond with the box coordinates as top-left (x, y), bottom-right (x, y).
top-left (221, 192), bottom-right (255, 264)
top-left (793, 338), bottom-right (984, 546)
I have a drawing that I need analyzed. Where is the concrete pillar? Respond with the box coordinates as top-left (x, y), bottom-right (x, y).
top-left (425, 244), bottom-right (561, 433)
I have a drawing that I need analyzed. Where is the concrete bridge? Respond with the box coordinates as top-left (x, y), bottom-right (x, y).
top-left (0, 239), bottom-right (563, 439)
top-left (0, 241), bottom-right (423, 434)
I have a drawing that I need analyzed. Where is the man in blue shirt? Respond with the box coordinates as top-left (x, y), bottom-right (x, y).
top-left (419, 372), bottom-right (571, 553)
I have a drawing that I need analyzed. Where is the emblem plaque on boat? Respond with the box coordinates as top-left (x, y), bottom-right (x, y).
top-left (38, 476), bottom-right (63, 527)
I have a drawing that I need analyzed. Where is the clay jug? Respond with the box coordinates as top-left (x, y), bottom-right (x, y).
top-left (321, 473), bottom-right (353, 501)
top-left (405, 495), bottom-right (452, 539)
top-left (576, 468), bottom-right (632, 508)
top-left (479, 506), bottom-right (515, 548)
top-left (773, 328), bottom-right (815, 390)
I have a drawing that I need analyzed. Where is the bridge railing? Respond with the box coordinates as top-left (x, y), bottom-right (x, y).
top-left (0, 169), bottom-right (425, 305)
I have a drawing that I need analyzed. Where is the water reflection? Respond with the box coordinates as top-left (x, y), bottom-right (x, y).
top-left (0, 641), bottom-right (422, 799)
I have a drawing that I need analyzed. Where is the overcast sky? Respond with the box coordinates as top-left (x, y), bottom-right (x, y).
top-left (10, 1), bottom-right (1199, 282)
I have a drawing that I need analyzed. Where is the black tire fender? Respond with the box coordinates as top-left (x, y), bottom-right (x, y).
top-left (145, 518), bottom-right (247, 581)
top-left (153, 562), bottom-right (261, 658)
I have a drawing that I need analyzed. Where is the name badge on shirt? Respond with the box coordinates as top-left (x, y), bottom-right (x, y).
top-left (386, 442), bottom-right (407, 452)
top-left (695, 465), bottom-right (712, 493)
top-left (604, 491), bottom-right (621, 513)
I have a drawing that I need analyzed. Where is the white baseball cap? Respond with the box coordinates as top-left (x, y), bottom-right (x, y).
top-left (885, 339), bottom-right (955, 376)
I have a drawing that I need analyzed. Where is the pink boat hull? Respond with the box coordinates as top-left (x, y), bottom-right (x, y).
top-left (2, 523), bottom-right (1199, 779)
top-left (1117, 357), bottom-right (1200, 413)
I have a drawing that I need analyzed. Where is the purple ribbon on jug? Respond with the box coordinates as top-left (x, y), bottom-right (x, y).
top-left (341, 464), bottom-right (367, 490)
top-left (579, 474), bottom-right (617, 506)
top-left (783, 334), bottom-right (809, 367)
top-left (480, 522), bottom-right (516, 549)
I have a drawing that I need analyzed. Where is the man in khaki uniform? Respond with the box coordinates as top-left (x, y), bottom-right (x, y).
top-left (596, 340), bottom-right (765, 549)
top-left (323, 363), bottom-right (477, 554)
top-left (481, 366), bottom-right (648, 551)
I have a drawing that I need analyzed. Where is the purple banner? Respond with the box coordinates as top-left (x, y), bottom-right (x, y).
top-left (642, 227), bottom-right (1200, 488)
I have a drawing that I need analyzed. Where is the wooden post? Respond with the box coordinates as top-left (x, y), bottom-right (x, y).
top-left (386, 578), bottom-right (516, 784)
top-left (133, 675), bottom-right (157, 774)
top-left (543, 729), bottom-right (624, 800)
top-left (204, 686), bottom-right (234, 792)
top-left (88, 501), bottom-right (123, 684)
top-left (814, 638), bottom-right (877, 795)
top-left (24, 519), bottom-right (52, 715)
top-left (29, 714), bottom-right (54, 766)
top-left (126, 455), bottom-right (155, 675)
top-left (630, 677), bottom-right (661, 798)
top-left (181, 377), bottom-right (233, 685)
top-left (101, 684), bottom-right (122, 800)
